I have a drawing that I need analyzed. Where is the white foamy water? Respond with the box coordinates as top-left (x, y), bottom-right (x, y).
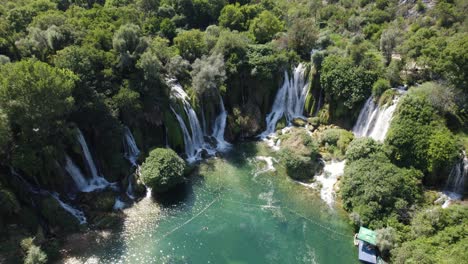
top-left (254, 156), bottom-right (277, 176)
top-left (212, 95), bottom-right (231, 151)
top-left (51, 193), bottom-right (87, 224)
top-left (353, 90), bottom-right (404, 142)
top-left (259, 64), bottom-right (309, 138)
top-left (169, 79), bottom-right (216, 163)
top-left (440, 151), bottom-right (467, 207)
top-left (298, 160), bottom-right (346, 206)
top-left (123, 126), bottom-right (140, 166)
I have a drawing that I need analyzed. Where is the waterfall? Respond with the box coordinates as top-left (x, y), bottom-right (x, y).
top-left (297, 160), bottom-right (346, 207)
top-left (65, 155), bottom-right (109, 192)
top-left (11, 169), bottom-right (87, 225)
top-left (443, 151), bottom-right (467, 204)
top-left (353, 90), bottom-right (403, 142)
top-left (65, 129), bottom-right (110, 192)
top-left (260, 63), bottom-right (309, 138)
top-left (123, 126), bottom-right (140, 166)
top-left (212, 95), bottom-right (231, 151)
top-left (168, 79), bottom-right (215, 162)
top-left (50, 193), bottom-right (87, 224)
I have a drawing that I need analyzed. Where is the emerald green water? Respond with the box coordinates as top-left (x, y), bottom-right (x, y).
top-left (72, 143), bottom-right (358, 263)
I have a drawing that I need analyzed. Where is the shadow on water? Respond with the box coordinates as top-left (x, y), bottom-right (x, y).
top-left (153, 181), bottom-right (196, 209)
top-left (224, 142), bottom-right (259, 167)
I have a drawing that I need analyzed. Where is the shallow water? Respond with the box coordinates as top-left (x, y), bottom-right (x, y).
top-left (68, 143), bottom-right (358, 264)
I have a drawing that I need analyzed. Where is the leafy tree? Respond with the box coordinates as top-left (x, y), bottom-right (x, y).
top-left (341, 155), bottom-right (423, 229)
top-left (320, 55), bottom-right (376, 117)
top-left (437, 34), bottom-right (468, 91)
top-left (345, 137), bottom-right (384, 162)
top-left (191, 53), bottom-right (226, 98)
top-left (287, 17), bottom-right (319, 59)
top-left (376, 227), bottom-right (399, 259)
top-left (427, 127), bottom-right (459, 175)
top-left (249, 10), bottom-right (283, 44)
top-left (372, 78), bottom-right (391, 97)
top-left (21, 237), bottom-right (47, 264)
top-left (219, 3), bottom-right (245, 31)
top-left (174, 29), bottom-right (207, 62)
top-left (137, 49), bottom-right (163, 82)
top-left (112, 84), bottom-right (142, 123)
top-left (0, 59), bottom-right (76, 176)
top-left (159, 18), bottom-right (176, 40)
top-left (392, 205), bottom-right (468, 264)
top-left (0, 110), bottom-right (11, 152)
top-left (386, 88), bottom-right (459, 182)
top-left (380, 25), bottom-right (400, 65)
top-left (54, 45), bottom-right (115, 93)
top-left (0, 187), bottom-right (20, 216)
top-left (112, 24), bottom-right (148, 70)
top-left (140, 148), bottom-right (186, 193)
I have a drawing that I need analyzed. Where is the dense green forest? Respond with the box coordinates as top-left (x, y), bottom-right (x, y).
top-left (0, 0), bottom-right (467, 263)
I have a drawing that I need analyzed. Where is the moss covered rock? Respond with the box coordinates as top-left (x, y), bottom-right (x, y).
top-left (278, 128), bottom-right (321, 180)
top-left (292, 117), bottom-right (307, 127)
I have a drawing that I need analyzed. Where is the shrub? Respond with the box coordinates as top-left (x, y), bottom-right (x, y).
top-left (21, 238), bottom-right (47, 264)
top-left (24, 245), bottom-right (47, 264)
top-left (319, 128), bottom-right (354, 157)
top-left (341, 155), bottom-right (423, 229)
top-left (140, 148), bottom-right (186, 193)
top-left (279, 149), bottom-right (315, 180)
top-left (372, 78), bottom-right (391, 97)
top-left (278, 129), bottom-right (320, 180)
top-left (345, 137), bottom-right (384, 162)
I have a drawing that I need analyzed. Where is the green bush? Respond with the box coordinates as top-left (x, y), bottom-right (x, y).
top-left (21, 237), bottom-right (47, 264)
top-left (140, 148), bottom-right (186, 193)
top-left (372, 78), bottom-right (391, 98)
top-left (279, 149), bottom-right (315, 180)
top-left (24, 245), bottom-right (47, 264)
top-left (345, 137), bottom-right (384, 162)
top-left (278, 129), bottom-right (320, 180)
top-left (341, 154), bottom-right (423, 229)
top-left (319, 128), bottom-right (354, 158)
top-left (386, 90), bottom-right (460, 183)
top-left (391, 205), bottom-right (468, 263)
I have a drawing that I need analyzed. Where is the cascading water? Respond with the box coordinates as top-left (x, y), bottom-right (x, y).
top-left (441, 151), bottom-right (467, 207)
top-left (65, 129), bottom-right (110, 192)
top-left (212, 95), bottom-right (231, 151)
top-left (297, 160), bottom-right (346, 206)
top-left (353, 90), bottom-right (404, 142)
top-left (50, 193), bottom-right (87, 224)
top-left (65, 155), bottom-right (109, 192)
top-left (123, 126), bottom-right (140, 167)
top-left (169, 79), bottom-right (215, 162)
top-left (11, 169), bottom-right (87, 224)
top-left (260, 63), bottom-right (309, 138)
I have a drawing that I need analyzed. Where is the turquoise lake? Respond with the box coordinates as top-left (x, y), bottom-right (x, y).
top-left (70, 143), bottom-right (358, 264)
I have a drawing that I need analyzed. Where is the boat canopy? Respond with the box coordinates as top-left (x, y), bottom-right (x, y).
top-left (357, 226), bottom-right (377, 246)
